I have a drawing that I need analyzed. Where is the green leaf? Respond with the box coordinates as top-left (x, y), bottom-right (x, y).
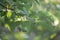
top-left (7, 9), bottom-right (12, 18)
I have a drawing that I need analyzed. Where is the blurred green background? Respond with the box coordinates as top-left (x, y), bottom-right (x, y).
top-left (0, 0), bottom-right (60, 40)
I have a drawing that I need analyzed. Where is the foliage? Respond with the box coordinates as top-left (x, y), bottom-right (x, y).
top-left (0, 0), bottom-right (60, 40)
